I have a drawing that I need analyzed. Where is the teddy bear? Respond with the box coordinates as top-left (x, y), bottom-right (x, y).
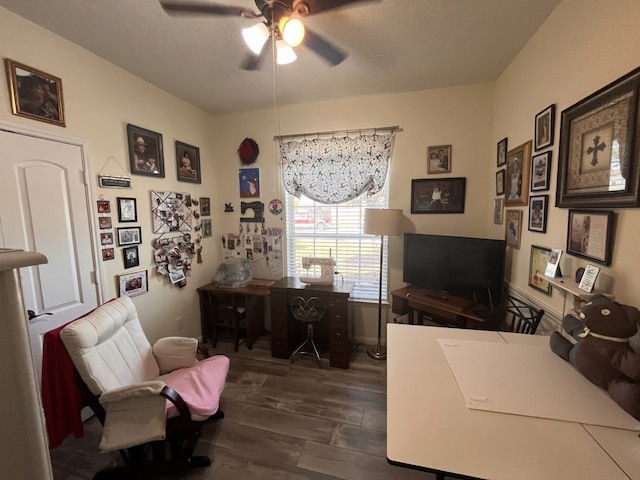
top-left (550, 294), bottom-right (640, 420)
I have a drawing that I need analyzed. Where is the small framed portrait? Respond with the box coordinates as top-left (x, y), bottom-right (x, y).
top-left (102, 247), bottom-right (114, 261)
top-left (176, 141), bottom-right (201, 184)
top-left (411, 177), bottom-right (466, 214)
top-left (122, 246), bottom-right (140, 269)
top-left (117, 270), bottom-right (148, 297)
top-left (528, 194), bottom-right (549, 233)
top-left (505, 209), bottom-right (522, 249)
top-left (239, 168), bottom-right (260, 198)
top-left (566, 209), bottom-right (615, 265)
top-left (100, 232), bottom-right (113, 245)
top-left (4, 58), bottom-right (65, 127)
top-left (201, 219), bottom-right (212, 237)
top-left (200, 197), bottom-right (211, 216)
top-left (530, 151), bottom-right (552, 192)
top-left (168, 267), bottom-right (187, 287)
top-left (497, 137), bottom-right (508, 167)
top-left (505, 140), bottom-right (532, 206)
top-left (493, 198), bottom-right (504, 225)
top-left (427, 144), bottom-right (452, 174)
top-left (534, 104), bottom-right (555, 151)
top-left (496, 169), bottom-right (505, 196)
top-left (117, 226), bottom-right (142, 246)
top-left (97, 200), bottom-right (111, 214)
top-left (529, 245), bottom-right (552, 295)
top-left (98, 216), bottom-right (112, 229)
top-left (126, 123), bottom-right (164, 177)
top-left (117, 197), bottom-right (137, 223)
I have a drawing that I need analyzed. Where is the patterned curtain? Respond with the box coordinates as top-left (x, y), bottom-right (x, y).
top-left (279, 133), bottom-right (394, 204)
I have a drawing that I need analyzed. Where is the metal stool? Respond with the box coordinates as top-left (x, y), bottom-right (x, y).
top-left (289, 296), bottom-right (325, 368)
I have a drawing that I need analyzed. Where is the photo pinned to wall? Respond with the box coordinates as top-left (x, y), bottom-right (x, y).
top-left (102, 248), bottom-right (114, 261)
top-left (176, 141), bottom-right (201, 184)
top-left (493, 198), bottom-right (504, 224)
top-left (566, 209), bottom-right (614, 265)
top-left (497, 137), bottom-right (508, 167)
top-left (528, 194), bottom-right (549, 233)
top-left (98, 216), bottom-right (112, 229)
top-left (123, 246), bottom-right (140, 269)
top-left (168, 266), bottom-right (187, 287)
top-left (4, 58), bottom-right (65, 126)
top-left (100, 232), bottom-right (113, 245)
top-left (505, 209), bottom-right (522, 249)
top-left (117, 197), bottom-right (137, 223)
top-left (530, 151), bottom-right (552, 191)
top-left (97, 200), bottom-right (111, 214)
top-left (116, 226), bottom-right (142, 246)
top-left (410, 177), bottom-right (466, 214)
top-left (201, 219), bottom-right (212, 237)
top-left (505, 140), bottom-right (532, 206)
top-left (151, 190), bottom-right (195, 233)
top-left (117, 270), bottom-right (148, 297)
top-left (239, 168), bottom-right (260, 198)
top-left (529, 245), bottom-right (552, 295)
top-left (199, 197), bottom-right (211, 216)
top-left (152, 233), bottom-right (196, 279)
top-left (427, 145), bottom-right (452, 174)
top-left (496, 169), bottom-right (505, 196)
top-left (534, 104), bottom-right (555, 151)
top-left (126, 123), bottom-right (164, 177)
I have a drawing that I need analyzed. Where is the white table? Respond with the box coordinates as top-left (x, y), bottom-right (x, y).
top-left (387, 324), bottom-right (640, 480)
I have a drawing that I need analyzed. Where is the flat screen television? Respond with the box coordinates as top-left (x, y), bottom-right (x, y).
top-left (402, 233), bottom-right (506, 309)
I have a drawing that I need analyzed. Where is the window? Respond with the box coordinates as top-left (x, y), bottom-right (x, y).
top-left (285, 184), bottom-right (389, 301)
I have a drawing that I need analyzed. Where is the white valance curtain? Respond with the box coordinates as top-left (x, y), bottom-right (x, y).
top-left (279, 133), bottom-right (394, 204)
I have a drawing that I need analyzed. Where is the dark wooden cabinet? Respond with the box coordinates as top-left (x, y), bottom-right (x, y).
top-left (269, 277), bottom-right (353, 369)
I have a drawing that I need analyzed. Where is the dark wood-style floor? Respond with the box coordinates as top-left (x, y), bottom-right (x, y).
top-left (50, 336), bottom-right (436, 480)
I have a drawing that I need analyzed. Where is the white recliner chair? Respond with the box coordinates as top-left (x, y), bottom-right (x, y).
top-left (60, 296), bottom-right (229, 479)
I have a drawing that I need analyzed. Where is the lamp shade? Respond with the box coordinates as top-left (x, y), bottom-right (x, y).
top-left (364, 208), bottom-right (403, 236)
top-left (242, 23), bottom-right (269, 55)
top-left (276, 40), bottom-right (297, 65)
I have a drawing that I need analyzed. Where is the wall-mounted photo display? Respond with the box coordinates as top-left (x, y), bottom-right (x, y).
top-left (117, 270), bottom-right (148, 297)
top-left (98, 216), bottom-right (112, 229)
top-left (201, 219), bottom-right (212, 237)
top-left (505, 140), bottom-right (532, 206)
top-left (528, 194), bottom-right (549, 233)
top-left (566, 209), bottom-right (614, 265)
top-left (496, 169), bottom-right (505, 196)
top-left (427, 144), bottom-right (452, 174)
top-left (411, 177), bottom-right (466, 214)
top-left (176, 141), bottom-right (201, 184)
top-left (117, 197), bottom-right (137, 223)
top-left (123, 246), bottom-right (140, 269)
top-left (493, 198), bottom-right (504, 225)
top-left (117, 226), bottom-right (142, 246)
top-left (505, 209), bottom-right (522, 249)
top-left (534, 104), bottom-right (555, 151)
top-left (126, 123), bottom-right (164, 177)
top-left (239, 168), bottom-right (260, 198)
top-left (100, 232), bottom-right (113, 245)
top-left (530, 151), bottom-right (552, 191)
top-left (529, 245), bottom-right (552, 295)
top-left (497, 137), bottom-right (508, 167)
top-left (200, 197), bottom-right (211, 216)
top-left (102, 247), bottom-right (114, 261)
top-left (97, 200), bottom-right (111, 214)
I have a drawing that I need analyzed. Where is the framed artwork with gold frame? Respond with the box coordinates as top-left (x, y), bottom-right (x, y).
top-left (505, 141), bottom-right (532, 206)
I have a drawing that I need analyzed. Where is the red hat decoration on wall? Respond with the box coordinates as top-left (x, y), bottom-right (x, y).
top-left (238, 138), bottom-right (259, 164)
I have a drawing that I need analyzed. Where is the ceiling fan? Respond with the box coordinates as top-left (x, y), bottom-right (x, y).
top-left (159, 0), bottom-right (380, 70)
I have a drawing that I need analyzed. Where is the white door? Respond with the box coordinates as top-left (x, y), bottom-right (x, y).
top-left (0, 126), bottom-right (100, 382)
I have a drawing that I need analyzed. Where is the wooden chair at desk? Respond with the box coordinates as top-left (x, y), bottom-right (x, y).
top-left (207, 292), bottom-right (248, 352)
top-left (503, 294), bottom-right (545, 334)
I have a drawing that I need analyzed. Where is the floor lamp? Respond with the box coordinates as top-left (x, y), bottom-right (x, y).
top-left (364, 208), bottom-right (403, 361)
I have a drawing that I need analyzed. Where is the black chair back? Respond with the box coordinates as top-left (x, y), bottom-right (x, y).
top-left (504, 295), bottom-right (544, 334)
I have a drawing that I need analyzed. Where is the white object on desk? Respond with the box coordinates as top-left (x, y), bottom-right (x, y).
top-left (578, 264), bottom-right (601, 292)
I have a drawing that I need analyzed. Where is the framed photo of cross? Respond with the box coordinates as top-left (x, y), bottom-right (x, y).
top-left (556, 67), bottom-right (640, 208)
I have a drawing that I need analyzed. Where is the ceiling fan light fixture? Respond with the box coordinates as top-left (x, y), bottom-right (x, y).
top-left (280, 17), bottom-right (305, 47)
top-left (276, 40), bottom-right (297, 65)
top-left (242, 22), bottom-right (269, 55)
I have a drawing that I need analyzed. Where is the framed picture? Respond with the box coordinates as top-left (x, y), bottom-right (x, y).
top-left (505, 140), bottom-right (532, 206)
top-left (529, 245), bottom-right (552, 295)
top-left (497, 137), bottom-right (508, 167)
top-left (97, 200), bottom-right (111, 214)
top-left (100, 232), bottom-right (113, 245)
top-left (534, 104), bottom-right (555, 151)
top-left (496, 169), bottom-right (505, 196)
top-left (201, 219), bottom-right (212, 237)
top-left (200, 197), bottom-right (211, 216)
top-left (493, 198), bottom-right (504, 225)
top-left (528, 194), bottom-right (549, 233)
top-left (176, 141), bottom-right (201, 184)
top-left (168, 267), bottom-right (186, 287)
top-left (117, 226), bottom-right (142, 246)
top-left (117, 270), bottom-right (148, 297)
top-left (557, 67), bottom-right (640, 208)
top-left (566, 209), bottom-right (615, 265)
top-left (126, 123), bottom-right (164, 177)
top-left (410, 177), bottom-right (466, 214)
top-left (102, 248), bottom-right (114, 261)
top-left (98, 216), bottom-right (112, 229)
top-left (427, 145), bottom-right (452, 174)
top-left (530, 151), bottom-right (552, 191)
top-left (117, 197), bottom-right (137, 223)
top-left (4, 58), bottom-right (65, 127)
top-left (122, 246), bottom-right (140, 269)
top-left (505, 209), bottom-right (522, 249)
top-left (239, 168), bottom-right (260, 198)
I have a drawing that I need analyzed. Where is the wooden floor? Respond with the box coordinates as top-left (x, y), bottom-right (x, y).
top-left (50, 336), bottom-right (436, 480)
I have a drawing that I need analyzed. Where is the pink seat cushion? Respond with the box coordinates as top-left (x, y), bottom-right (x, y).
top-left (161, 355), bottom-right (229, 419)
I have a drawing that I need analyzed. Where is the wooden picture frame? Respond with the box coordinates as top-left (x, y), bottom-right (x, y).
top-left (122, 246), bottom-right (140, 269)
top-left (117, 270), bottom-right (148, 297)
top-left (410, 177), bottom-right (466, 214)
top-left (117, 197), bottom-right (137, 223)
top-left (102, 247), bottom-right (115, 261)
top-left (97, 200), bottom-right (111, 214)
top-left (98, 217), bottom-right (112, 229)
top-left (117, 226), bottom-right (142, 246)
top-left (427, 145), bottom-right (452, 174)
top-left (505, 209), bottom-right (522, 249)
top-left (566, 209), bottom-right (615, 265)
top-left (534, 104), bottom-right (555, 151)
top-left (100, 232), bottom-right (113, 245)
top-left (4, 58), bottom-right (65, 126)
top-left (493, 198), bottom-right (504, 225)
top-left (176, 141), bottom-right (201, 184)
top-left (529, 245), bottom-right (552, 295)
top-left (505, 140), bottom-right (532, 206)
top-left (126, 123), bottom-right (164, 177)
top-left (496, 169), bottom-right (505, 196)
top-left (528, 194), bottom-right (549, 233)
top-left (530, 151), bottom-right (552, 192)
top-left (557, 67), bottom-right (640, 208)
top-left (497, 137), bottom-right (508, 167)
top-left (199, 197), bottom-right (211, 216)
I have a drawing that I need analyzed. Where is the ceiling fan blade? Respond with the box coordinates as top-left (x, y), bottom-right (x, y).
top-left (303, 28), bottom-right (347, 66)
top-left (240, 45), bottom-right (269, 71)
top-left (296, 0), bottom-right (382, 16)
top-left (159, 0), bottom-right (261, 18)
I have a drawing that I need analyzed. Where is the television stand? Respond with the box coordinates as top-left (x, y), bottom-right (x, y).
top-left (390, 286), bottom-right (501, 330)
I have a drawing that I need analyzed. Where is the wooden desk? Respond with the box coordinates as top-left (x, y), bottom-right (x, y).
top-left (390, 286), bottom-right (501, 330)
top-left (270, 277), bottom-right (353, 369)
top-left (197, 279), bottom-right (272, 349)
top-left (387, 324), bottom-right (640, 480)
